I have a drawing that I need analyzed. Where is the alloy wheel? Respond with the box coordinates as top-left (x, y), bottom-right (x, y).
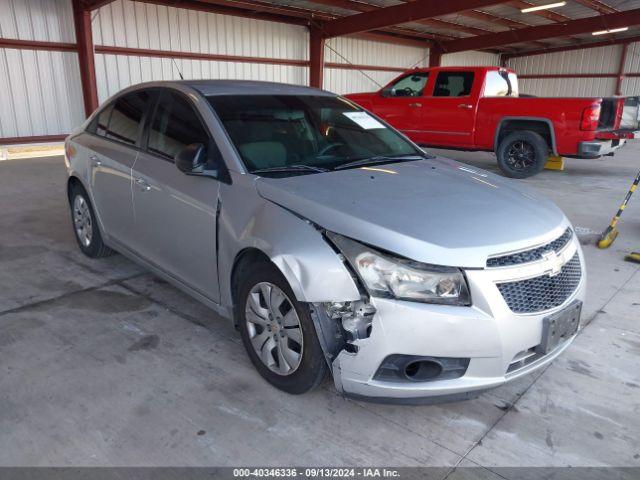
top-left (73, 195), bottom-right (93, 247)
top-left (506, 140), bottom-right (536, 171)
top-left (245, 282), bottom-right (303, 376)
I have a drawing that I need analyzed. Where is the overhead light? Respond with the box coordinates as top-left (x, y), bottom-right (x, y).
top-left (520, 1), bottom-right (566, 13)
top-left (592, 27), bottom-right (629, 35)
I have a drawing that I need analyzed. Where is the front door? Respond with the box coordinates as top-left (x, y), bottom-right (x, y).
top-left (131, 90), bottom-right (222, 303)
top-left (421, 70), bottom-right (477, 146)
top-left (88, 91), bottom-right (152, 247)
top-left (371, 72), bottom-right (429, 142)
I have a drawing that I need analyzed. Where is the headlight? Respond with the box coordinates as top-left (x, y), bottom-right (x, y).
top-left (327, 232), bottom-right (471, 306)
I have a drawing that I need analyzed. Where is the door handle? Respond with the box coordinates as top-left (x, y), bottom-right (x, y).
top-left (409, 102), bottom-right (422, 108)
top-left (135, 177), bottom-right (151, 192)
top-left (458, 103), bottom-right (473, 110)
top-left (89, 155), bottom-right (101, 166)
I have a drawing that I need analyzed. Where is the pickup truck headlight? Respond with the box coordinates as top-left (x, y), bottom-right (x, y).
top-left (327, 232), bottom-right (471, 306)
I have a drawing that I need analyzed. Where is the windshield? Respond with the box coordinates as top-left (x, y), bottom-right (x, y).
top-left (207, 95), bottom-right (422, 175)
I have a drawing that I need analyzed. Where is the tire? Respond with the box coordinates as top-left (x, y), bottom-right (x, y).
top-left (69, 184), bottom-right (114, 258)
top-left (237, 261), bottom-right (327, 394)
top-left (496, 130), bottom-right (549, 179)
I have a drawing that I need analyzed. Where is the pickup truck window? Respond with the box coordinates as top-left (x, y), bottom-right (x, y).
top-left (433, 72), bottom-right (474, 97)
top-left (484, 70), bottom-right (519, 97)
top-left (387, 73), bottom-right (429, 97)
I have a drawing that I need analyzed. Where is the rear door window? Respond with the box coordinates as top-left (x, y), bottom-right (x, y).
top-left (433, 71), bottom-right (475, 97)
top-left (147, 91), bottom-right (211, 160)
top-left (105, 91), bottom-right (151, 146)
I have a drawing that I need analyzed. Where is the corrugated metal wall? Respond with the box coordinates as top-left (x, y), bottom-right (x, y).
top-left (621, 41), bottom-right (640, 96)
top-left (94, 2), bottom-right (429, 98)
top-left (324, 36), bottom-right (427, 94)
top-left (8, 0), bottom-right (637, 140)
top-left (0, 0), bottom-right (84, 139)
top-left (506, 45), bottom-right (621, 97)
top-left (0, 0), bottom-right (75, 42)
top-left (93, 0), bottom-right (309, 102)
top-left (441, 51), bottom-right (500, 67)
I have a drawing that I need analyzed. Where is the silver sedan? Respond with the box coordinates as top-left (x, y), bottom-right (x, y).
top-left (65, 80), bottom-right (586, 403)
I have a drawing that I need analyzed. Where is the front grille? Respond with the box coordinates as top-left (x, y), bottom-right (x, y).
top-left (497, 253), bottom-right (581, 314)
top-left (487, 228), bottom-right (573, 268)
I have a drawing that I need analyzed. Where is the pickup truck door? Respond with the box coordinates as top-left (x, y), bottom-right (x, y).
top-left (420, 70), bottom-right (477, 146)
top-left (371, 72), bottom-right (430, 142)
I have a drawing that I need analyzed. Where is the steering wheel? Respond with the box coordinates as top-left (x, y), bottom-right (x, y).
top-left (402, 87), bottom-right (415, 97)
top-left (318, 142), bottom-right (344, 156)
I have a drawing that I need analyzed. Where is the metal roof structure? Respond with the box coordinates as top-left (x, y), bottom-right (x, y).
top-left (77, 0), bottom-right (640, 56)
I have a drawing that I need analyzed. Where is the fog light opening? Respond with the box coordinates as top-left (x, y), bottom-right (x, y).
top-left (404, 360), bottom-right (443, 381)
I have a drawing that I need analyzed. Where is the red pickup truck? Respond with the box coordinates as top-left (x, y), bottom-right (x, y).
top-left (345, 66), bottom-right (640, 178)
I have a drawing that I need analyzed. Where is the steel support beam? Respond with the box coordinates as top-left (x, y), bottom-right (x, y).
top-left (309, 26), bottom-right (325, 89)
top-left (442, 8), bottom-right (640, 53)
top-left (0, 38), bottom-right (77, 52)
top-left (81, 0), bottom-right (116, 9)
top-left (503, 35), bottom-right (640, 60)
top-left (572, 0), bottom-right (617, 15)
top-left (73, 0), bottom-right (99, 116)
top-left (321, 0), bottom-right (507, 38)
top-left (429, 45), bottom-right (442, 67)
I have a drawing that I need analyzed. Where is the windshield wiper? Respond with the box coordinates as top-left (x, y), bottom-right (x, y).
top-left (333, 154), bottom-right (427, 171)
top-left (251, 164), bottom-right (329, 174)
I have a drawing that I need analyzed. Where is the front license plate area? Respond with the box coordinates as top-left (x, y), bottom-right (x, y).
top-left (535, 301), bottom-right (582, 355)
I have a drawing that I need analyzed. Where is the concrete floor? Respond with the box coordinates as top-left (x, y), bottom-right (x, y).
top-left (0, 144), bottom-right (639, 472)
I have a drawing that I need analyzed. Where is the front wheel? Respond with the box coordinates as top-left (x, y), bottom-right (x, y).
top-left (237, 261), bottom-right (327, 394)
top-left (496, 131), bottom-right (549, 179)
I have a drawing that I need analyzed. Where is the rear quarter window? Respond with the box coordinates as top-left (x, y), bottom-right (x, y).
top-left (105, 91), bottom-right (151, 146)
top-left (87, 103), bottom-right (113, 136)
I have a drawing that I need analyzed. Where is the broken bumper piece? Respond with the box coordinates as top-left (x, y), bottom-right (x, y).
top-left (327, 278), bottom-right (585, 404)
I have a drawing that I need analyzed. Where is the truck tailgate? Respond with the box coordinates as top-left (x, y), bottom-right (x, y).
top-left (596, 96), bottom-right (640, 139)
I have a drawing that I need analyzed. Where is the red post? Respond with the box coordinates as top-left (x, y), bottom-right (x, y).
top-left (309, 26), bottom-right (325, 89)
top-left (429, 45), bottom-right (442, 67)
top-left (616, 42), bottom-right (629, 96)
top-left (73, 0), bottom-right (99, 117)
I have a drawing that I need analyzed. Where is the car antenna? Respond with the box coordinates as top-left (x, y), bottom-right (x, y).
top-left (171, 58), bottom-right (184, 80)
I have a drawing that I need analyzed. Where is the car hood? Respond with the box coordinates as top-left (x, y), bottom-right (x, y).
top-left (255, 156), bottom-right (568, 268)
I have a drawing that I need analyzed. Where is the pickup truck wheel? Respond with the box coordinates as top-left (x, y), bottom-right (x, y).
top-left (497, 131), bottom-right (549, 179)
top-left (237, 261), bottom-right (327, 394)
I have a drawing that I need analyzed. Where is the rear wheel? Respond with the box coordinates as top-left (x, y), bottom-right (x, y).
top-left (237, 261), bottom-right (327, 394)
top-left (496, 131), bottom-right (549, 179)
top-left (69, 184), bottom-right (113, 258)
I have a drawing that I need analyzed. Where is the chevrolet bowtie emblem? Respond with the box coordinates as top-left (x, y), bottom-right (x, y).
top-left (542, 250), bottom-right (564, 277)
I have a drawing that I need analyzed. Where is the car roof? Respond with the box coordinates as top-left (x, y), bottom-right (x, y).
top-left (129, 80), bottom-right (337, 97)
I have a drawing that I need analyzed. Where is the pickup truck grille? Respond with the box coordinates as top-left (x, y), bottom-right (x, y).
top-left (487, 228), bottom-right (573, 268)
top-left (497, 253), bottom-right (581, 314)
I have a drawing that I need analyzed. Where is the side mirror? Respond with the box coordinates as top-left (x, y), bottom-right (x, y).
top-left (175, 143), bottom-right (206, 174)
top-left (380, 87), bottom-right (392, 97)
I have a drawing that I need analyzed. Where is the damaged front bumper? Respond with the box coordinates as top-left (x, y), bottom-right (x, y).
top-left (311, 247), bottom-right (587, 404)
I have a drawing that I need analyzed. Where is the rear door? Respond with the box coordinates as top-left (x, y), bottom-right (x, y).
top-left (420, 70), bottom-right (477, 146)
top-left (370, 72), bottom-right (429, 141)
top-left (87, 90), bottom-right (152, 247)
top-left (131, 89), bottom-right (222, 302)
